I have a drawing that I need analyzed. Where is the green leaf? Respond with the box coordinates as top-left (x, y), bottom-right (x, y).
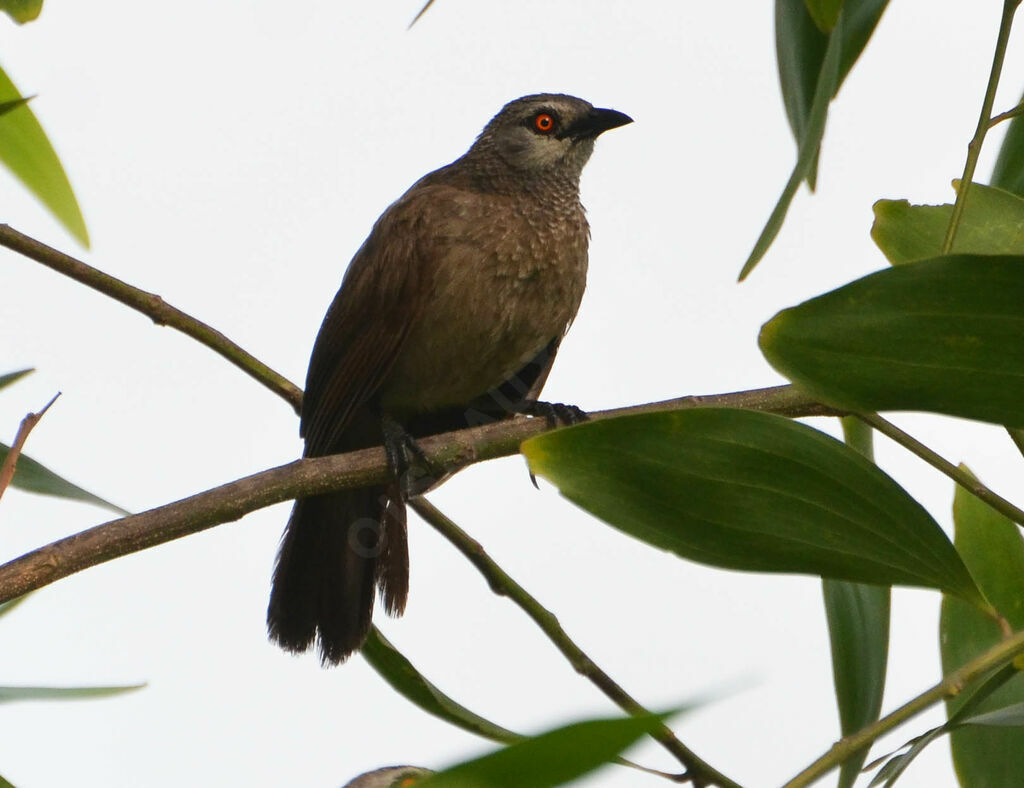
top-left (742, 5), bottom-right (842, 279)
top-left (0, 369), bottom-right (33, 391)
top-left (803, 0), bottom-right (843, 32)
top-left (0, 63), bottom-right (88, 247)
top-left (0, 683), bottom-right (145, 703)
top-left (774, 0), bottom-right (889, 190)
top-left (749, 0), bottom-right (889, 279)
top-left (824, 418), bottom-right (890, 788)
top-left (760, 254), bottom-right (1024, 427)
top-left (0, 772), bottom-right (14, 788)
top-left (523, 409), bottom-right (986, 609)
top-left (871, 183), bottom-right (1024, 264)
top-left (0, 0), bottom-right (42, 24)
top-left (362, 628), bottom-right (520, 745)
top-left (960, 702), bottom-right (1024, 728)
top-left (0, 444), bottom-right (128, 514)
top-left (0, 593), bottom-right (31, 621)
top-left (991, 91), bottom-right (1024, 198)
top-left (416, 712), bottom-right (666, 788)
top-left (941, 466), bottom-right (1024, 787)
top-left (0, 95), bottom-right (32, 117)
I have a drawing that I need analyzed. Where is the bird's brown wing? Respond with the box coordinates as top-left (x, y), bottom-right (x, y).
top-left (301, 185), bottom-right (457, 456)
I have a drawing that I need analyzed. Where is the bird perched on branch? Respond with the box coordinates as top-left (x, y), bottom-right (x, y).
top-left (268, 93), bottom-right (632, 665)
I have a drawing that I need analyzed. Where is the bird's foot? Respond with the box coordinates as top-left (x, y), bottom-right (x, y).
top-left (516, 399), bottom-right (589, 428)
top-left (515, 400), bottom-right (589, 490)
top-left (382, 417), bottom-right (439, 499)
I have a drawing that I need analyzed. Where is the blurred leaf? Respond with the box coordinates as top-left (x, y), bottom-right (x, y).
top-left (0, 683), bottom-right (145, 703)
top-left (760, 254), bottom-right (1024, 428)
top-left (872, 182), bottom-right (1024, 264)
top-left (991, 90), bottom-right (1024, 197)
top-left (825, 418), bottom-right (890, 788)
top-left (524, 409), bottom-right (986, 610)
top-left (0, 63), bottom-right (88, 247)
top-left (0, 369), bottom-right (33, 391)
top-left (362, 628), bottom-right (519, 745)
top-left (416, 712), bottom-right (666, 788)
top-left (0, 593), bottom-right (31, 621)
top-left (0, 773), bottom-right (13, 788)
top-left (0, 0), bottom-right (41, 24)
top-left (0, 444), bottom-right (128, 514)
top-left (803, 0), bottom-right (843, 32)
top-left (941, 466), bottom-right (1024, 787)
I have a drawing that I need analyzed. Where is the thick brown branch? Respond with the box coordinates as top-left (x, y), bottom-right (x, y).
top-left (0, 385), bottom-right (832, 604)
top-left (0, 224), bottom-right (303, 415)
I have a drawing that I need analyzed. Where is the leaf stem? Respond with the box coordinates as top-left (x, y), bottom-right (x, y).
top-left (857, 413), bottom-right (1024, 527)
top-left (782, 627), bottom-right (1024, 787)
top-left (941, 0), bottom-right (1022, 253)
top-left (409, 498), bottom-right (741, 788)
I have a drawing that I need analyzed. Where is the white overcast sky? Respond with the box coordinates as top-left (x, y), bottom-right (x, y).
top-left (1, 2), bottom-right (1022, 786)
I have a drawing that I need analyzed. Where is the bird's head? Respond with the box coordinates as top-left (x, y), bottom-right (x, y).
top-left (471, 93), bottom-right (632, 176)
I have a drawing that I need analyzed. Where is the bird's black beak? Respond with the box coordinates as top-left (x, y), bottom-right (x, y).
top-left (565, 107), bottom-right (634, 140)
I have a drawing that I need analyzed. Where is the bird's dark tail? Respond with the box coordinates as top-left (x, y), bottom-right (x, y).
top-left (267, 485), bottom-right (408, 666)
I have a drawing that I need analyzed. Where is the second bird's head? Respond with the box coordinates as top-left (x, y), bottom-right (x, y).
top-left (471, 93), bottom-right (632, 176)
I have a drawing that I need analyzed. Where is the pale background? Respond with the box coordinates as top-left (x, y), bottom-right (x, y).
top-left (0, 2), bottom-right (1021, 786)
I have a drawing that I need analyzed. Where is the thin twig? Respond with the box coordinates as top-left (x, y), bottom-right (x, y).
top-left (0, 224), bottom-right (303, 415)
top-left (0, 386), bottom-right (829, 610)
top-left (408, 0), bottom-right (435, 28)
top-left (409, 498), bottom-right (739, 788)
top-left (782, 627), bottom-right (1024, 787)
top-left (858, 413), bottom-right (1024, 527)
top-left (0, 392), bottom-right (61, 504)
top-left (941, 0), bottom-right (1021, 253)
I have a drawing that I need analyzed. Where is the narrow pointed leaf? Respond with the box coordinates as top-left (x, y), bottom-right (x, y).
top-left (523, 410), bottom-right (986, 609)
top-left (416, 713), bottom-right (666, 788)
top-left (760, 254), bottom-right (1024, 427)
top-left (991, 91), bottom-right (1024, 198)
top-left (872, 183), bottom-right (1024, 264)
top-left (825, 418), bottom-right (890, 788)
top-left (941, 466), bottom-right (1024, 787)
top-left (0, 772), bottom-right (13, 788)
top-left (0, 683), bottom-right (145, 703)
top-left (0, 0), bottom-right (42, 24)
top-left (959, 702), bottom-right (1024, 728)
top-left (0, 369), bottom-right (33, 391)
top-left (774, 0), bottom-right (889, 194)
top-left (362, 628), bottom-right (520, 745)
top-left (867, 728), bottom-right (946, 787)
top-left (0, 63), bottom-right (88, 247)
top-left (0, 444), bottom-right (128, 514)
top-left (743, 8), bottom-right (841, 279)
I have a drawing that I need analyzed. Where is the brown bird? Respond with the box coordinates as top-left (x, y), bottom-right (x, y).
top-left (267, 93), bottom-right (632, 665)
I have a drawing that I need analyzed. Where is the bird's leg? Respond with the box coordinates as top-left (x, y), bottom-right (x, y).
top-left (514, 399), bottom-right (590, 427)
top-left (381, 416), bottom-right (439, 499)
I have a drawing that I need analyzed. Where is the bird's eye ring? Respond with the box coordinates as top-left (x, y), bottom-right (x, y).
top-left (533, 113), bottom-right (556, 133)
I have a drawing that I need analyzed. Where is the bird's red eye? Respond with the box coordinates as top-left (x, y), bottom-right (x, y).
top-left (534, 113), bottom-right (555, 133)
